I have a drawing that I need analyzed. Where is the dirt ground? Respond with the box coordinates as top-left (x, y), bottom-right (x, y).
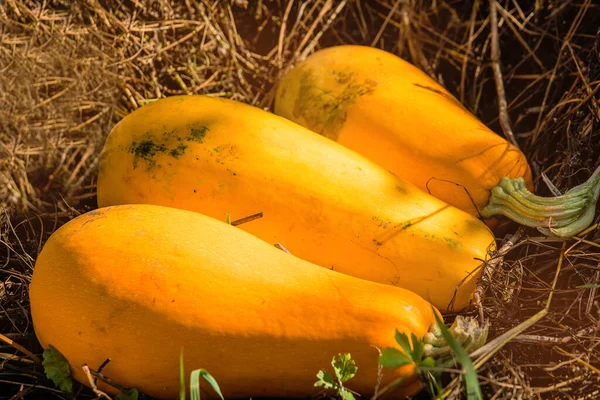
top-left (1, 1), bottom-right (600, 399)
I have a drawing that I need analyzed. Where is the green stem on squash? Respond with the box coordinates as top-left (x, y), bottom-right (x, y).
top-left (501, 176), bottom-right (590, 205)
top-left (537, 202), bottom-right (599, 238)
top-left (481, 198), bottom-right (583, 228)
top-left (488, 185), bottom-right (590, 215)
top-left (480, 164), bottom-right (600, 238)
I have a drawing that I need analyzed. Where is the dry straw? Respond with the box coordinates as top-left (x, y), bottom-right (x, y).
top-left (1, 1), bottom-right (599, 398)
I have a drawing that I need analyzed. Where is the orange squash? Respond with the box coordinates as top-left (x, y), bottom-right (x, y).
top-left (30, 204), bottom-right (439, 399)
top-left (96, 95), bottom-right (496, 312)
top-left (274, 44), bottom-right (533, 218)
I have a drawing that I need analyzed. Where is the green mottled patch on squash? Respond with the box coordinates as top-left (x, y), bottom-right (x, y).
top-left (169, 143), bottom-right (188, 158)
top-left (129, 135), bottom-right (168, 169)
top-left (292, 68), bottom-right (377, 141)
top-left (129, 127), bottom-right (205, 170)
top-left (396, 184), bottom-right (408, 194)
top-left (187, 124), bottom-right (209, 143)
top-left (444, 237), bottom-right (463, 250)
top-left (372, 216), bottom-right (391, 228)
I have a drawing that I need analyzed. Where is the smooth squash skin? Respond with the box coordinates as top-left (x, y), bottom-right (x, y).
top-left (30, 204), bottom-right (437, 399)
top-left (274, 45), bottom-right (533, 217)
top-left (96, 95), bottom-right (496, 311)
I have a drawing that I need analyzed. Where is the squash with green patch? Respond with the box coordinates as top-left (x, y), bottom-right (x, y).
top-left (275, 45), bottom-right (600, 238)
top-left (97, 95), bottom-right (497, 311)
top-left (274, 44), bottom-right (533, 218)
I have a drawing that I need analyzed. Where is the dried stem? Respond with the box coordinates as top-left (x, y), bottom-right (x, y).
top-left (488, 0), bottom-right (520, 149)
top-left (0, 333), bottom-right (41, 364)
top-left (82, 365), bottom-right (112, 400)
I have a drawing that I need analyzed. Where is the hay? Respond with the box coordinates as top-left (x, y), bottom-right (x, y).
top-left (1, 0), bottom-right (599, 398)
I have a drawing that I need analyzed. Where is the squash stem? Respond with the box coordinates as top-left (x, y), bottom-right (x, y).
top-left (423, 316), bottom-right (488, 360)
top-left (480, 164), bottom-right (600, 237)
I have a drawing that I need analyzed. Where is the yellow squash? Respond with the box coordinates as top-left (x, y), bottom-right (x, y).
top-left (30, 204), bottom-right (439, 399)
top-left (97, 95), bottom-right (496, 311)
top-left (274, 44), bottom-right (533, 217)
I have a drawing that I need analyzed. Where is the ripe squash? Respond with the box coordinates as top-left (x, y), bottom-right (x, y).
top-left (274, 44), bottom-right (534, 218)
top-left (96, 95), bottom-right (496, 311)
top-left (30, 204), bottom-right (439, 399)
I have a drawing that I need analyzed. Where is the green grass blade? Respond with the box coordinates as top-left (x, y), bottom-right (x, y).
top-left (190, 369), bottom-right (201, 400)
top-left (180, 348), bottom-right (186, 400)
top-left (577, 283), bottom-right (600, 289)
top-left (190, 368), bottom-right (224, 400)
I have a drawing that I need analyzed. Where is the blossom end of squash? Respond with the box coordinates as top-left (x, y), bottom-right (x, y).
top-left (423, 316), bottom-right (488, 360)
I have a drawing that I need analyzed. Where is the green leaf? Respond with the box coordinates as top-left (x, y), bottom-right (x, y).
top-left (190, 369), bottom-right (225, 400)
top-left (332, 353), bottom-right (357, 383)
top-left (411, 332), bottom-right (425, 363)
top-left (432, 309), bottom-right (483, 400)
top-left (394, 330), bottom-right (413, 360)
top-left (342, 389), bottom-right (356, 400)
top-left (314, 370), bottom-right (336, 389)
top-left (420, 357), bottom-right (436, 369)
top-left (378, 348), bottom-right (412, 368)
top-left (42, 345), bottom-right (73, 393)
top-left (115, 388), bottom-right (139, 400)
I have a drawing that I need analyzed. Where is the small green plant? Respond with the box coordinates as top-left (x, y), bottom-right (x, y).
top-left (314, 353), bottom-right (359, 400)
top-left (377, 311), bottom-right (487, 400)
top-left (379, 331), bottom-right (435, 370)
top-left (314, 314), bottom-right (487, 400)
top-left (179, 348), bottom-right (225, 400)
top-left (42, 345), bottom-right (73, 393)
top-left (377, 330), bottom-right (439, 397)
top-left (42, 345), bottom-right (139, 399)
top-left (115, 388), bottom-right (139, 400)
